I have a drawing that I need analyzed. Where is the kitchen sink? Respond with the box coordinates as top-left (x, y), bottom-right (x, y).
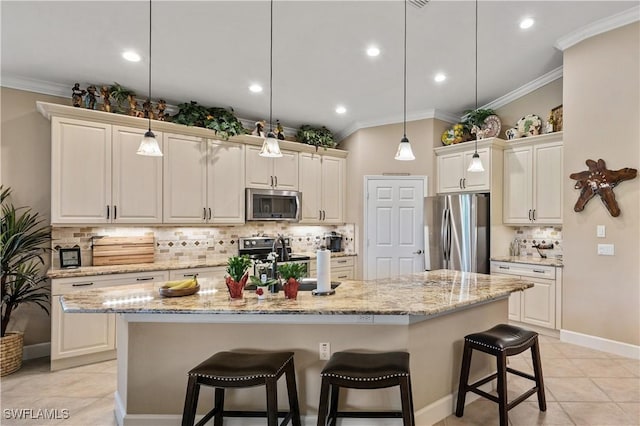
top-left (246, 280), bottom-right (341, 292)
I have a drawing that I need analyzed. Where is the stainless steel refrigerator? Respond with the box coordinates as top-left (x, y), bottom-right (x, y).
top-left (424, 193), bottom-right (490, 273)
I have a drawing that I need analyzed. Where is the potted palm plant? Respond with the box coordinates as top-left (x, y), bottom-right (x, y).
top-left (225, 255), bottom-right (252, 299)
top-left (277, 263), bottom-right (307, 300)
top-left (1, 186), bottom-right (51, 376)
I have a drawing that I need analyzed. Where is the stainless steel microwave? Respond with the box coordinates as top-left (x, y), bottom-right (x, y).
top-left (245, 189), bottom-right (301, 222)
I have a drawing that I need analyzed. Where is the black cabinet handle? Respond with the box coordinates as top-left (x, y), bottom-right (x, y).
top-left (72, 282), bottom-right (94, 287)
top-left (338, 275), bottom-right (348, 279)
top-left (203, 207), bottom-right (206, 220)
top-left (208, 208), bottom-right (212, 220)
top-left (533, 269), bottom-right (546, 274)
top-left (136, 277), bottom-right (154, 281)
top-left (528, 209), bottom-right (532, 221)
top-left (459, 178), bottom-right (463, 189)
top-left (462, 178), bottom-right (466, 189)
top-left (318, 210), bottom-right (322, 220)
top-left (337, 260), bottom-right (347, 264)
top-left (106, 205), bottom-right (110, 219)
top-left (274, 176), bottom-right (278, 187)
top-left (499, 266), bottom-right (510, 269)
top-left (114, 205), bottom-right (117, 220)
top-left (533, 209), bottom-right (536, 221)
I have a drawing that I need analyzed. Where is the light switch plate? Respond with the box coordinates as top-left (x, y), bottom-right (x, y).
top-left (597, 225), bottom-right (606, 238)
top-left (597, 244), bottom-right (614, 256)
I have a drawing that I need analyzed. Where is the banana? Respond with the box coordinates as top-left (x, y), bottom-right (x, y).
top-left (163, 277), bottom-right (197, 290)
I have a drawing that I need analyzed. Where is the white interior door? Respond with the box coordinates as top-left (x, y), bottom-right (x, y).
top-left (365, 177), bottom-right (425, 280)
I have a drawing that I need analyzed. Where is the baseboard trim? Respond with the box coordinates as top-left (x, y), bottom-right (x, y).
top-left (561, 329), bottom-right (640, 360)
top-left (22, 342), bottom-right (50, 360)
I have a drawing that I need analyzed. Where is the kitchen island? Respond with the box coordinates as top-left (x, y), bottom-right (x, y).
top-left (61, 270), bottom-right (533, 426)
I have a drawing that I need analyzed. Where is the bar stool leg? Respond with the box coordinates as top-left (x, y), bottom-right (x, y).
top-left (496, 352), bottom-right (508, 426)
top-left (531, 339), bottom-right (547, 412)
top-left (328, 384), bottom-right (340, 426)
top-left (316, 378), bottom-right (331, 426)
top-left (265, 377), bottom-right (279, 426)
top-left (284, 361), bottom-right (302, 426)
top-left (399, 376), bottom-right (415, 426)
top-left (213, 388), bottom-right (224, 426)
top-left (181, 376), bottom-right (200, 426)
top-left (455, 343), bottom-right (473, 417)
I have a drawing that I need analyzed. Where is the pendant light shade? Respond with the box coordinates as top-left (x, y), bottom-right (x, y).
top-left (467, 0), bottom-right (484, 172)
top-left (259, 0), bottom-right (283, 158)
top-left (394, 0), bottom-right (415, 161)
top-left (137, 0), bottom-right (163, 157)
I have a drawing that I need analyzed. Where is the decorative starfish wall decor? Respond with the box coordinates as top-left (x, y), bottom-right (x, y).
top-left (569, 159), bottom-right (637, 217)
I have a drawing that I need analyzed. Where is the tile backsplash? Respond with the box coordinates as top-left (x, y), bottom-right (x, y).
top-left (510, 226), bottom-right (563, 258)
top-left (51, 223), bottom-right (355, 268)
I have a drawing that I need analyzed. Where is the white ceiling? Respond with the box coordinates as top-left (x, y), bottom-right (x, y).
top-left (1, 1), bottom-right (637, 139)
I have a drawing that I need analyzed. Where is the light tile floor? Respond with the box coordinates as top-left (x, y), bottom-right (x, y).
top-left (0, 336), bottom-right (638, 425)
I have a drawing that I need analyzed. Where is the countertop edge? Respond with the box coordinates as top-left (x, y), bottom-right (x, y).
top-left (491, 256), bottom-right (563, 268)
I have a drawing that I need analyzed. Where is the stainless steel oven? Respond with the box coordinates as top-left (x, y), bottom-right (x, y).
top-left (239, 236), bottom-right (310, 281)
top-left (246, 189), bottom-right (301, 222)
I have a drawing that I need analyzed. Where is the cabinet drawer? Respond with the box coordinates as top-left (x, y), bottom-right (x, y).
top-left (490, 261), bottom-right (555, 280)
top-left (168, 267), bottom-right (225, 281)
top-left (52, 270), bottom-right (169, 295)
top-left (331, 257), bottom-right (354, 268)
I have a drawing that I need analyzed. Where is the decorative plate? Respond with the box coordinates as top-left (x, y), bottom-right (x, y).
top-left (516, 114), bottom-right (542, 137)
top-left (482, 115), bottom-right (501, 138)
top-left (159, 284), bottom-right (200, 297)
top-left (441, 129), bottom-right (455, 145)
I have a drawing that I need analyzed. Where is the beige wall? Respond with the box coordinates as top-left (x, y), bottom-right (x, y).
top-left (562, 23), bottom-right (640, 346)
top-left (338, 118), bottom-right (449, 277)
top-left (1, 87), bottom-right (68, 345)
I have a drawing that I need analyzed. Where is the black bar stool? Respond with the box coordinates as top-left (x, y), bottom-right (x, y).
top-left (455, 324), bottom-right (546, 426)
top-left (316, 351), bottom-right (415, 426)
top-left (181, 351), bottom-right (301, 426)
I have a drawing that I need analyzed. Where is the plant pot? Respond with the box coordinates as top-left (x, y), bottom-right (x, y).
top-left (283, 278), bottom-right (300, 300)
top-left (225, 273), bottom-right (248, 299)
top-left (1, 332), bottom-right (24, 376)
top-left (256, 287), bottom-right (267, 300)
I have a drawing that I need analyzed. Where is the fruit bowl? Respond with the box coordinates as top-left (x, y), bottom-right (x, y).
top-left (159, 284), bottom-right (200, 297)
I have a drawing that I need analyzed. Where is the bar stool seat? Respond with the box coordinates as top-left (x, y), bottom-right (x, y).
top-left (455, 324), bottom-right (546, 426)
top-left (317, 351), bottom-right (415, 426)
top-left (182, 351), bottom-right (301, 426)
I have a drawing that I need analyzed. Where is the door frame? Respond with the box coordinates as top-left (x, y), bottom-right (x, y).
top-left (362, 175), bottom-right (428, 280)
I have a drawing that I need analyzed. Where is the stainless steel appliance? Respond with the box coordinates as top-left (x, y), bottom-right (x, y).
top-left (238, 236), bottom-right (310, 280)
top-left (324, 232), bottom-right (343, 252)
top-left (424, 193), bottom-right (490, 273)
top-left (245, 189), bottom-right (301, 222)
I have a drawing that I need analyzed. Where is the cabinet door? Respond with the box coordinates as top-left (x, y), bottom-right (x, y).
top-left (463, 148), bottom-right (491, 191)
top-left (112, 126), bottom-right (163, 223)
top-left (51, 117), bottom-right (111, 224)
top-left (437, 152), bottom-right (464, 193)
top-left (298, 153), bottom-right (322, 223)
top-left (503, 146), bottom-right (533, 224)
top-left (522, 278), bottom-right (555, 328)
top-left (163, 134), bottom-right (207, 223)
top-left (245, 145), bottom-right (274, 189)
top-left (208, 140), bottom-right (245, 223)
top-left (533, 143), bottom-right (563, 224)
top-left (321, 157), bottom-right (344, 223)
top-left (508, 292), bottom-right (522, 321)
top-left (273, 150), bottom-right (299, 190)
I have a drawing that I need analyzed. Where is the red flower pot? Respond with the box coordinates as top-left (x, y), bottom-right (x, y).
top-left (283, 278), bottom-right (300, 300)
top-left (226, 273), bottom-right (248, 299)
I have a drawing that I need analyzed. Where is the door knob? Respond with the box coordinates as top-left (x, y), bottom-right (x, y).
top-left (413, 250), bottom-right (423, 255)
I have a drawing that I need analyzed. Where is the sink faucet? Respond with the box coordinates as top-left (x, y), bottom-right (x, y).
top-left (272, 234), bottom-right (290, 262)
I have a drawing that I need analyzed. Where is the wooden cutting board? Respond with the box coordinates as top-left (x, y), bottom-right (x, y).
top-left (92, 236), bottom-right (155, 266)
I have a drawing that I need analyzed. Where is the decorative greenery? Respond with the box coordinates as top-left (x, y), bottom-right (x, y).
top-left (277, 263), bottom-right (307, 281)
top-left (172, 101), bottom-right (247, 140)
top-left (461, 108), bottom-right (496, 132)
top-left (296, 125), bottom-right (336, 150)
top-left (1, 186), bottom-right (51, 337)
top-left (109, 82), bottom-right (135, 114)
top-left (226, 255), bottom-right (252, 283)
top-left (249, 275), bottom-right (278, 287)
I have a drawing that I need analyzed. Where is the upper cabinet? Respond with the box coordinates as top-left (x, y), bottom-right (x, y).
top-left (503, 133), bottom-right (563, 225)
top-left (434, 139), bottom-right (506, 194)
top-left (245, 145), bottom-right (298, 190)
top-left (298, 153), bottom-right (345, 224)
top-left (51, 117), bottom-right (163, 224)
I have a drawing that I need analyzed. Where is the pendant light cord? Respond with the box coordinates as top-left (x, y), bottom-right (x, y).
top-left (403, 0), bottom-right (407, 138)
top-left (474, 0), bottom-right (478, 153)
top-left (148, 0), bottom-right (152, 133)
top-left (269, 0), bottom-right (274, 133)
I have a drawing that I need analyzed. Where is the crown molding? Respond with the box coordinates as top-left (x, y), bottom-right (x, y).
top-left (1, 74), bottom-right (70, 98)
top-left (555, 5), bottom-right (640, 51)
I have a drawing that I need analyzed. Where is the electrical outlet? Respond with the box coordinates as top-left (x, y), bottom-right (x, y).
top-left (597, 225), bottom-right (606, 238)
top-left (319, 342), bottom-right (331, 360)
top-left (357, 315), bottom-right (373, 323)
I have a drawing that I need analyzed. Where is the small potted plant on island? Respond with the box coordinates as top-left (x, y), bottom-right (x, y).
top-left (225, 255), bottom-right (252, 299)
top-left (249, 276), bottom-right (278, 300)
top-left (277, 263), bottom-right (307, 300)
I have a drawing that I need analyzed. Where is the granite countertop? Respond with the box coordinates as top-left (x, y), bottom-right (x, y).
top-left (47, 252), bottom-right (357, 279)
top-left (60, 269), bottom-right (532, 316)
top-left (491, 256), bottom-right (563, 267)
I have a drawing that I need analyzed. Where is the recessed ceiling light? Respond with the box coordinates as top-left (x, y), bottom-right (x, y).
top-left (249, 84), bottom-right (263, 93)
top-left (335, 106), bottom-right (347, 114)
top-left (122, 51), bottom-right (141, 62)
top-left (520, 18), bottom-right (534, 29)
top-left (434, 73), bottom-right (447, 83)
top-left (366, 46), bottom-right (380, 57)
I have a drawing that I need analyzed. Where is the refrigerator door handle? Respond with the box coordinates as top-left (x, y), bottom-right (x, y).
top-left (440, 208), bottom-right (448, 262)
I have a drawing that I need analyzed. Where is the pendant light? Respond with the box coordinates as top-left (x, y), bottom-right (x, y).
top-left (259, 0), bottom-right (283, 158)
top-left (395, 0), bottom-right (415, 161)
top-left (467, 0), bottom-right (484, 172)
top-left (137, 0), bottom-right (163, 157)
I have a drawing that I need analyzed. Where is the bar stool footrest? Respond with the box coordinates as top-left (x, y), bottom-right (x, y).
top-left (336, 411), bottom-right (404, 418)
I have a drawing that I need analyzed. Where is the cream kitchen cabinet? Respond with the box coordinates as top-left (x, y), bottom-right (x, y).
top-left (298, 153), bottom-right (345, 223)
top-left (51, 270), bottom-right (168, 370)
top-left (490, 261), bottom-right (562, 331)
top-left (163, 134), bottom-right (245, 224)
top-left (245, 145), bottom-right (298, 190)
top-left (51, 118), bottom-right (163, 224)
top-left (503, 134), bottom-right (563, 225)
top-left (309, 256), bottom-right (356, 280)
top-left (168, 266), bottom-right (226, 281)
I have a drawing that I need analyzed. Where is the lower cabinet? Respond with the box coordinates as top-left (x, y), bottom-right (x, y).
top-left (168, 266), bottom-right (226, 281)
top-left (490, 261), bottom-right (561, 331)
top-left (51, 270), bottom-right (168, 370)
top-left (309, 256), bottom-right (356, 280)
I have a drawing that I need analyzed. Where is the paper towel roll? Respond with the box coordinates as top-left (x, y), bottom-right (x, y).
top-left (316, 248), bottom-right (331, 293)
